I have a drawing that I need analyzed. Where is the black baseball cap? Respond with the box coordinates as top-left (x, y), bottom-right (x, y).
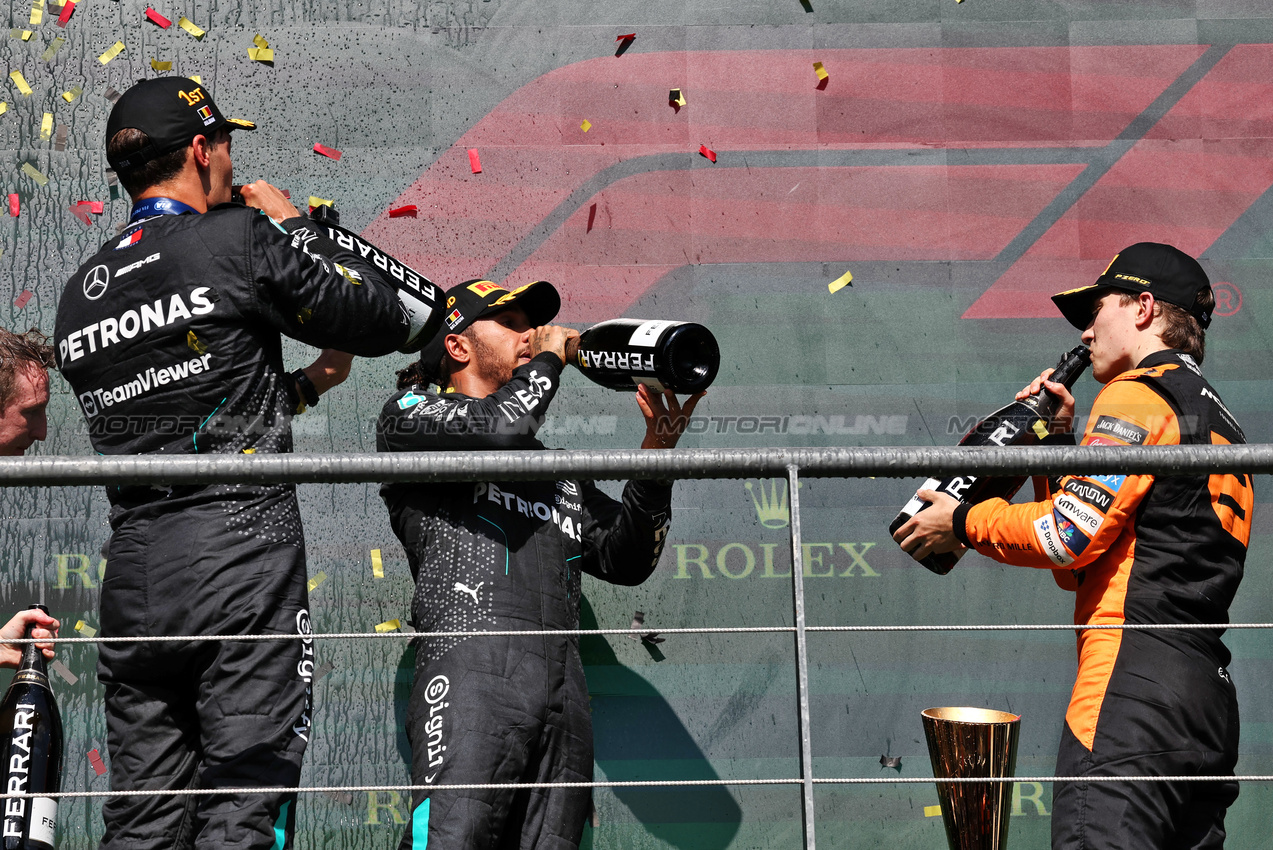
top-left (1051, 242), bottom-right (1213, 330)
top-left (419, 279), bottom-right (561, 378)
top-left (106, 77), bottom-right (256, 173)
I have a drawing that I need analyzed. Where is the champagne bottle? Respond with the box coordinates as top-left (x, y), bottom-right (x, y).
top-left (565, 319), bottom-right (720, 393)
top-left (889, 345), bottom-right (1091, 575)
top-left (0, 606), bottom-right (62, 850)
top-left (301, 202), bottom-right (444, 354)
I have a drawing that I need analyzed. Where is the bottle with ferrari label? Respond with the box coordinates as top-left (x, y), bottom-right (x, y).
top-left (890, 345), bottom-right (1091, 575)
top-left (566, 319), bottom-right (720, 393)
top-left (0, 605), bottom-right (62, 850)
top-left (302, 203), bottom-right (444, 354)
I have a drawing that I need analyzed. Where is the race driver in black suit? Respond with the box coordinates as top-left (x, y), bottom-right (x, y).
top-left (377, 279), bottom-right (703, 849)
top-left (54, 77), bottom-right (438, 850)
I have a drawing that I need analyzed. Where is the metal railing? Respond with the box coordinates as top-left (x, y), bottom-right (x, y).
top-left (2, 444), bottom-right (1266, 850)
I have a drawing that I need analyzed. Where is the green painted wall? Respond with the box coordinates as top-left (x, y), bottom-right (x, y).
top-left (4, 0), bottom-right (1273, 846)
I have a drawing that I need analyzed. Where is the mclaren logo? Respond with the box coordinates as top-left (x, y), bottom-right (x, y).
top-left (83, 265), bottom-right (110, 300)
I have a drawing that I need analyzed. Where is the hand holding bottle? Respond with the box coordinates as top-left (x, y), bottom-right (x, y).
top-left (530, 325), bottom-right (580, 365)
top-left (637, 385), bottom-right (705, 449)
top-left (892, 490), bottom-right (965, 561)
top-left (1015, 368), bottom-right (1076, 435)
top-left (0, 610), bottom-right (59, 669)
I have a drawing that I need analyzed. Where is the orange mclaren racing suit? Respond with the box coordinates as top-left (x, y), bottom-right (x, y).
top-left (951, 349), bottom-right (1253, 850)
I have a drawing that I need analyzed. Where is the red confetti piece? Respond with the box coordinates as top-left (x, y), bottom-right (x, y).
top-left (69, 205), bottom-right (92, 226)
top-left (468, 149), bottom-right (482, 174)
top-left (388, 205), bottom-right (417, 218)
top-left (14, 291), bottom-right (32, 309)
top-left (698, 144), bottom-right (717, 163)
top-left (313, 143), bottom-right (342, 161)
top-left (57, 0), bottom-right (76, 26)
top-left (88, 749), bottom-right (107, 776)
top-left (76, 200), bottom-right (104, 214)
top-left (8, 195), bottom-right (17, 217)
top-left (145, 7), bottom-right (171, 27)
top-left (616, 33), bottom-right (635, 41)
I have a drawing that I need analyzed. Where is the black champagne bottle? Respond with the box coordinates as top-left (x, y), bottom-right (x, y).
top-left (890, 345), bottom-right (1091, 575)
top-left (304, 203), bottom-right (444, 354)
top-left (566, 319), bottom-right (720, 393)
top-left (0, 605), bottom-right (62, 850)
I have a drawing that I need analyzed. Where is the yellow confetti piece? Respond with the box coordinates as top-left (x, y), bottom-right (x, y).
top-left (21, 162), bottom-right (49, 186)
top-left (30, 0), bottom-right (43, 27)
top-left (39, 113), bottom-right (52, 140)
top-left (374, 619), bottom-right (401, 633)
top-left (306, 571), bottom-right (327, 592)
top-left (813, 61), bottom-right (829, 81)
top-left (178, 16), bottom-right (205, 39)
top-left (1031, 419), bottom-right (1050, 439)
top-left (151, 58), bottom-right (172, 71)
top-left (253, 33), bottom-right (269, 49)
top-left (371, 548), bottom-right (384, 578)
top-left (924, 805), bottom-right (942, 817)
top-left (242, 447), bottom-right (255, 453)
top-left (21, 30), bottom-right (33, 41)
top-left (309, 195), bottom-right (333, 210)
top-left (186, 330), bottom-right (207, 354)
top-left (247, 47), bottom-right (274, 63)
top-left (827, 269), bottom-right (853, 293)
top-left (41, 37), bottom-right (64, 60)
top-left (61, 85), bottom-right (81, 103)
top-left (670, 87), bottom-right (687, 106)
top-left (580, 119), bottom-right (591, 132)
top-left (74, 620), bottom-right (97, 638)
top-left (0, 103), bottom-right (7, 116)
top-left (99, 41), bottom-right (125, 65)
top-left (189, 75), bottom-right (201, 84)
top-left (334, 263), bottom-right (362, 284)
top-left (10, 71), bottom-right (32, 97)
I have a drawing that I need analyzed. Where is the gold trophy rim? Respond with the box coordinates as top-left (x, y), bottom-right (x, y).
top-left (922, 706), bottom-right (1020, 726)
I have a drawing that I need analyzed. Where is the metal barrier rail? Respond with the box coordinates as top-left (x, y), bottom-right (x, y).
top-left (0, 443), bottom-right (1270, 485)
top-left (9, 774), bottom-right (1273, 802)
top-left (6, 621), bottom-right (1270, 648)
top-left (3, 446), bottom-right (1264, 850)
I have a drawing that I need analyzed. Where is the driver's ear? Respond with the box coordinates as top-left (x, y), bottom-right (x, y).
top-left (190, 134), bottom-right (213, 169)
top-left (443, 333), bottom-right (470, 364)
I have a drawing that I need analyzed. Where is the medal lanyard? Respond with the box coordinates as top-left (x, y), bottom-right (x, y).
top-left (128, 197), bottom-right (201, 223)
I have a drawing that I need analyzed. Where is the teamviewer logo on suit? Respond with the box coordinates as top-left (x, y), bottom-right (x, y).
top-left (79, 392), bottom-right (98, 417)
top-left (83, 265), bottom-right (111, 300)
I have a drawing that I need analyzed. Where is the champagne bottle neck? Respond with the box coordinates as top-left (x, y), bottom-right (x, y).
top-left (1023, 345), bottom-right (1091, 411)
top-left (13, 607), bottom-right (50, 687)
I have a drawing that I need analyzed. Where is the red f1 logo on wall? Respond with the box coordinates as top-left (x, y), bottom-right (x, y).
top-left (367, 45), bottom-right (1273, 321)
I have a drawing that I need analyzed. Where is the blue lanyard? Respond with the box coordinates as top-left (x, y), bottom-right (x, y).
top-left (129, 197), bottom-right (201, 223)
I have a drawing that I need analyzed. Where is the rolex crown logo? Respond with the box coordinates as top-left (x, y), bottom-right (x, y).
top-left (745, 479), bottom-right (791, 529)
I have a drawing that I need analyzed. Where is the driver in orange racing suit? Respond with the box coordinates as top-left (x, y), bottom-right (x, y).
top-left (894, 242), bottom-right (1253, 850)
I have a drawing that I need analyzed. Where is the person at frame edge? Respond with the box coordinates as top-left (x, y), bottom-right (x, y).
top-left (53, 77), bottom-right (431, 850)
top-left (377, 278), bottom-right (704, 850)
top-left (894, 242), bottom-right (1253, 850)
top-left (0, 326), bottom-right (61, 667)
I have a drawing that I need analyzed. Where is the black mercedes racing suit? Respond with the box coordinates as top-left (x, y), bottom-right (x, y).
top-left (54, 201), bottom-right (411, 850)
top-left (376, 352), bottom-right (672, 850)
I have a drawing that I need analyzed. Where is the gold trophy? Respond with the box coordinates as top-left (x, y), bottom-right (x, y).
top-left (921, 707), bottom-right (1021, 850)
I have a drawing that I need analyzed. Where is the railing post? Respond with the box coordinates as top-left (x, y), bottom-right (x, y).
top-left (786, 464), bottom-right (816, 849)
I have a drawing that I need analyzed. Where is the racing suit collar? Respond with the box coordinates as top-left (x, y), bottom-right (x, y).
top-left (129, 197), bottom-right (202, 223)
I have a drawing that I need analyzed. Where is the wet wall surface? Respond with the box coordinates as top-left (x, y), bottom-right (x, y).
top-left (5, 0), bottom-right (1273, 846)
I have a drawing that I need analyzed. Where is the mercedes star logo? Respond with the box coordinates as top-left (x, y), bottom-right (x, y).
top-left (83, 265), bottom-right (111, 300)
